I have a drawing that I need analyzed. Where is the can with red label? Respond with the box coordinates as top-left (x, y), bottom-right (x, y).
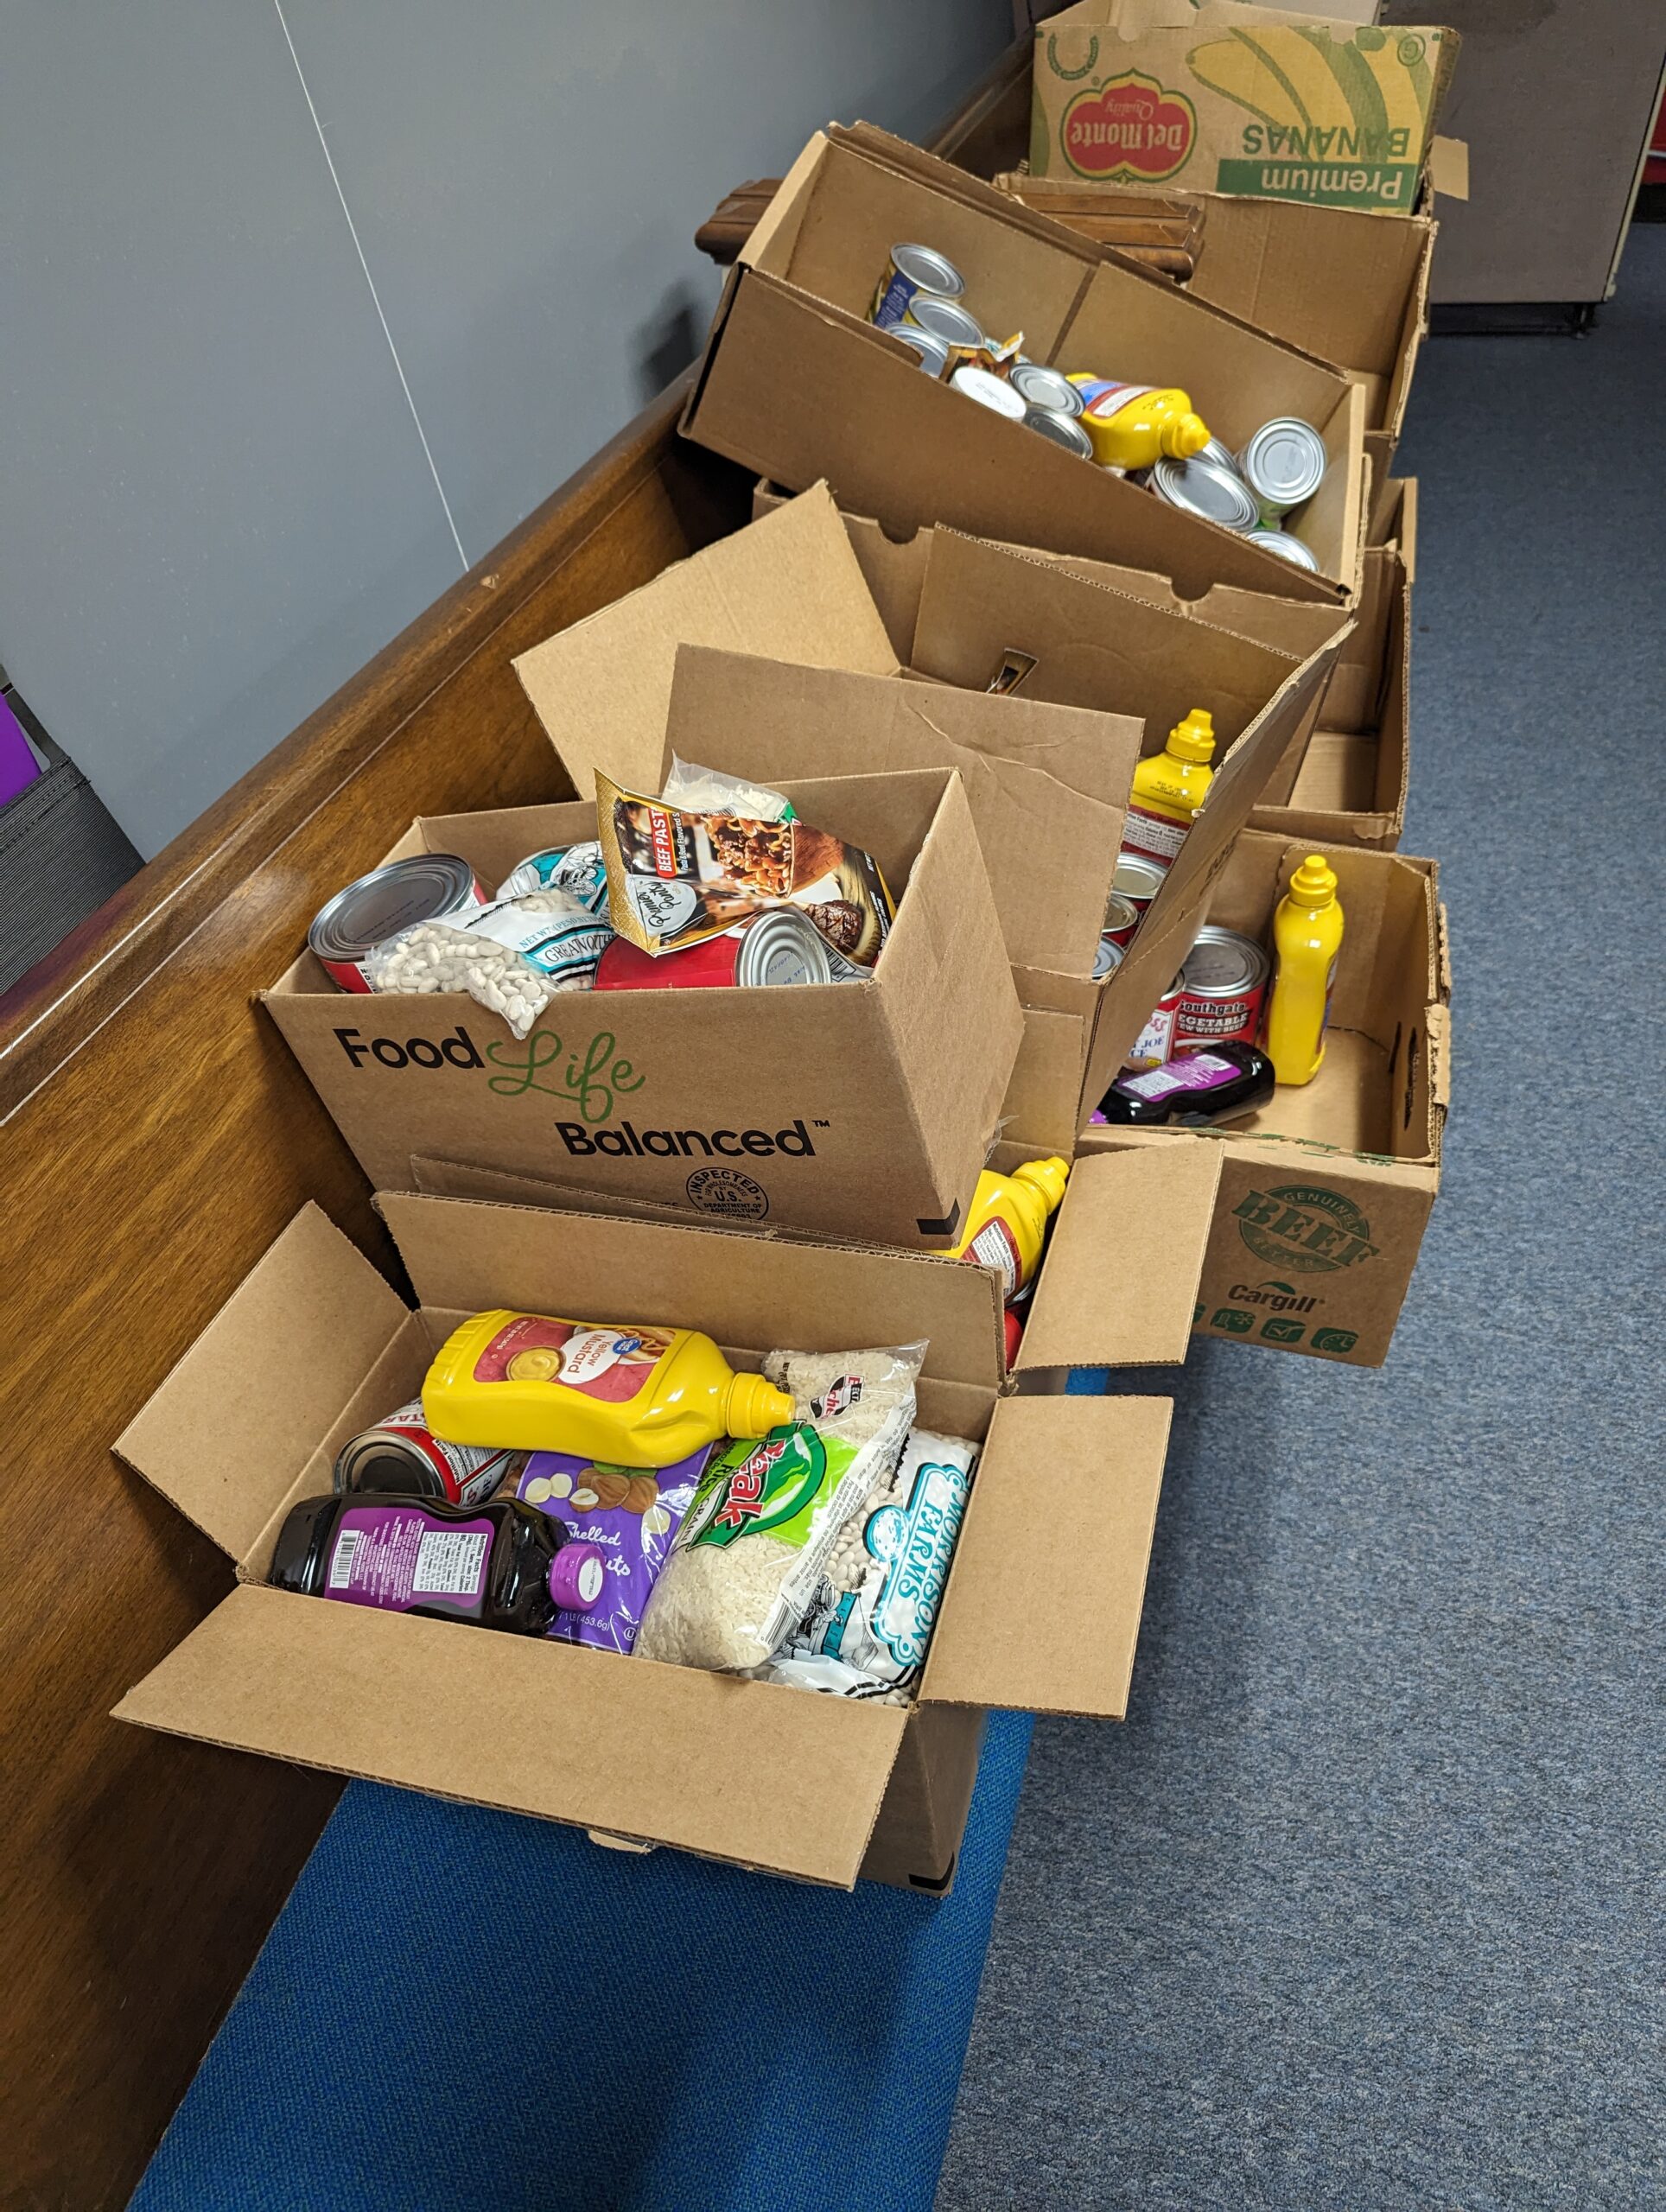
top-left (1173, 926), bottom-right (1270, 1052)
top-left (334, 1400), bottom-right (526, 1508)
top-left (1111, 850), bottom-right (1167, 916)
top-left (1122, 972), bottom-right (1186, 1070)
top-left (593, 907), bottom-right (834, 991)
top-left (309, 854), bottom-right (483, 992)
top-left (1100, 890), bottom-right (1141, 951)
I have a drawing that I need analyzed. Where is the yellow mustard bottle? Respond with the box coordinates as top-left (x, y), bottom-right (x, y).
top-left (951, 1155), bottom-right (1071, 1301)
top-left (1264, 855), bottom-right (1345, 1087)
top-left (1070, 378), bottom-right (1211, 471)
top-left (422, 1311), bottom-right (793, 1470)
top-left (1119, 709), bottom-right (1217, 874)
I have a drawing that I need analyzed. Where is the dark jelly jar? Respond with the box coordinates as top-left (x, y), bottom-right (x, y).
top-left (269, 1492), bottom-right (605, 1636)
top-left (1093, 1041), bottom-right (1275, 1128)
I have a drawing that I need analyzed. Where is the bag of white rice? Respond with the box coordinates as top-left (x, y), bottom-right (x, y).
top-left (659, 754), bottom-right (793, 823)
top-left (762, 1428), bottom-right (978, 1696)
top-left (633, 1342), bottom-right (923, 1674)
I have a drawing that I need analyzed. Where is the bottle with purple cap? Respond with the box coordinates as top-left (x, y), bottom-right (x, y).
top-left (269, 1491), bottom-right (605, 1635)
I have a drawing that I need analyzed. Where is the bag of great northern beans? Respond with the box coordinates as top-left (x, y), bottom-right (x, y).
top-left (761, 1427), bottom-right (978, 1696)
top-left (366, 887), bottom-right (613, 1039)
top-left (511, 1445), bottom-right (710, 1656)
top-left (633, 1344), bottom-right (923, 1674)
top-left (595, 772), bottom-right (894, 969)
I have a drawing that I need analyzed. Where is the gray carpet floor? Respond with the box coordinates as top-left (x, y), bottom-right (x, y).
top-left (936, 227), bottom-right (1666, 2210)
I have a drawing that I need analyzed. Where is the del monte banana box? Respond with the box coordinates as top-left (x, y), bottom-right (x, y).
top-left (1033, 0), bottom-right (1459, 214)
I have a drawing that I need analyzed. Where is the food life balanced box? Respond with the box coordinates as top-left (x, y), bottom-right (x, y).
top-left (1031, 0), bottom-right (1459, 216)
top-left (264, 764), bottom-right (1021, 1249)
top-left (112, 1156), bottom-right (1224, 1891)
top-left (1015, 829), bottom-right (1449, 1366)
top-left (680, 123), bottom-right (1366, 602)
top-left (515, 486), bottom-right (1352, 1148)
top-left (1250, 541), bottom-right (1409, 850)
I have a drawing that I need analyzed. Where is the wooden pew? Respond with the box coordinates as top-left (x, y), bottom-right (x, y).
top-left (0, 42), bottom-right (1031, 2209)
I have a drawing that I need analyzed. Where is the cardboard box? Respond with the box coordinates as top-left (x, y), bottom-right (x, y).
top-left (1032, 1), bottom-right (1459, 216)
top-left (1012, 829), bottom-right (1449, 1365)
top-left (263, 765), bottom-right (1022, 1248)
top-left (112, 1160), bottom-right (1222, 1890)
top-left (516, 487), bottom-right (1352, 1143)
top-left (681, 123), bottom-right (1367, 601)
top-left (1249, 543), bottom-right (1408, 849)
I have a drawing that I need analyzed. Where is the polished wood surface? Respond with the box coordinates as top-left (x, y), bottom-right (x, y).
top-left (0, 46), bottom-right (1033, 2209)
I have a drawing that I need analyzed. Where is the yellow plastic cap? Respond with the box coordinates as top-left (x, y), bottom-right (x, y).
top-left (1162, 412), bottom-right (1210, 459)
top-left (728, 1372), bottom-right (796, 1439)
top-left (1015, 1155), bottom-right (1071, 1214)
top-left (1290, 854), bottom-right (1339, 906)
top-left (1167, 708), bottom-right (1216, 762)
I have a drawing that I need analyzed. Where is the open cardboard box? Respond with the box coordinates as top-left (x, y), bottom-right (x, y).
top-left (112, 1156), bottom-right (1221, 1891)
top-left (263, 765), bottom-right (1021, 1249)
top-left (681, 123), bottom-right (1366, 601)
top-left (1011, 829), bottom-right (1449, 1366)
top-left (1250, 542), bottom-right (1409, 849)
top-left (515, 488), bottom-right (1351, 1157)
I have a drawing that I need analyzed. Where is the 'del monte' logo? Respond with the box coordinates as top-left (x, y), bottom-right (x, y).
top-left (1062, 71), bottom-right (1196, 182)
top-left (1234, 1184), bottom-right (1378, 1274)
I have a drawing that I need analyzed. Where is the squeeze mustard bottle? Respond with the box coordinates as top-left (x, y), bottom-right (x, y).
top-left (422, 1312), bottom-right (793, 1470)
top-left (1070, 378), bottom-right (1210, 471)
top-left (951, 1155), bottom-right (1071, 1301)
top-left (1119, 709), bottom-right (1217, 873)
top-left (1263, 855), bottom-right (1345, 1086)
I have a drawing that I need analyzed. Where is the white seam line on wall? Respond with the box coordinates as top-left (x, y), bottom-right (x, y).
top-left (270, 0), bottom-right (470, 572)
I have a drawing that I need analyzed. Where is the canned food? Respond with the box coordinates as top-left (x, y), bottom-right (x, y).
top-left (1100, 890), bottom-right (1141, 949)
top-left (906, 295), bottom-right (987, 351)
top-left (309, 854), bottom-right (483, 993)
top-left (1146, 454), bottom-right (1261, 532)
top-left (1174, 925), bottom-right (1270, 1050)
top-left (334, 1401), bottom-right (525, 1508)
top-left (951, 365), bottom-right (1027, 421)
top-left (498, 839), bottom-right (609, 914)
top-left (1024, 405), bottom-right (1095, 459)
top-left (1008, 362), bottom-right (1084, 416)
top-left (1111, 850), bottom-right (1167, 915)
top-left (1246, 526), bottom-right (1320, 572)
top-left (1094, 935), bottom-right (1123, 981)
top-left (1237, 418), bottom-right (1327, 514)
top-left (1196, 433), bottom-right (1246, 476)
top-left (872, 243), bottom-right (965, 328)
top-left (887, 324), bottom-right (951, 376)
top-left (1123, 972), bottom-right (1187, 1071)
top-left (594, 907), bottom-right (834, 991)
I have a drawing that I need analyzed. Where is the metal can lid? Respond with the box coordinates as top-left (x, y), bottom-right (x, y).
top-left (1148, 454), bottom-right (1261, 532)
top-left (1182, 925), bottom-right (1270, 997)
top-left (333, 1432), bottom-right (442, 1496)
top-left (309, 853), bottom-right (479, 962)
top-left (1237, 418), bottom-right (1326, 510)
top-left (951, 365), bottom-right (1027, 421)
top-left (1246, 527), bottom-right (1320, 572)
top-left (1112, 852), bottom-right (1167, 902)
top-left (736, 909), bottom-right (834, 988)
top-left (908, 296), bottom-right (987, 348)
top-left (888, 243), bottom-right (965, 301)
top-left (1196, 434), bottom-right (1245, 476)
top-left (888, 325), bottom-right (951, 374)
top-left (1095, 936), bottom-right (1125, 979)
top-left (1103, 892), bottom-right (1141, 933)
top-left (1024, 405), bottom-right (1095, 459)
top-left (1009, 362), bottom-right (1084, 416)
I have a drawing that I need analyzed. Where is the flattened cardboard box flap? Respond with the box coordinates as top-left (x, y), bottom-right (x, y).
top-left (114, 1206), bottom-right (409, 1560)
top-left (512, 483), bottom-right (894, 800)
top-left (921, 1394), bottom-right (1171, 1719)
top-left (113, 1585), bottom-right (908, 1889)
top-left (378, 1192), bottom-right (1008, 1393)
top-left (1016, 1148), bottom-right (1223, 1372)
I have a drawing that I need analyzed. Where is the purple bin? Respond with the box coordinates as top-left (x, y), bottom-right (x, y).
top-left (0, 696), bottom-right (41, 808)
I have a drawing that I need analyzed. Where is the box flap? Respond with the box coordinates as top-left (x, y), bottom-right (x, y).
top-left (920, 1394), bottom-right (1170, 1718)
top-left (511, 483), bottom-right (896, 799)
top-left (113, 1206), bottom-right (410, 1560)
top-left (1427, 136), bottom-right (1469, 201)
top-left (1016, 1148), bottom-right (1223, 1372)
top-left (378, 1192), bottom-right (1008, 1391)
top-left (114, 1586), bottom-right (907, 1888)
